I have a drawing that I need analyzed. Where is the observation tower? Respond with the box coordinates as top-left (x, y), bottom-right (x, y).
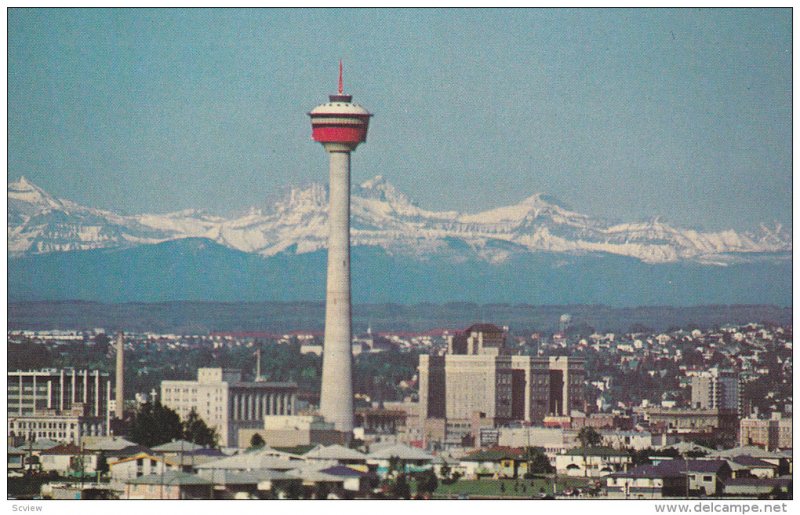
top-left (308, 62), bottom-right (372, 433)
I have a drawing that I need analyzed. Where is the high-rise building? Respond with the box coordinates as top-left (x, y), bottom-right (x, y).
top-left (161, 368), bottom-right (298, 447)
top-left (7, 368), bottom-right (112, 444)
top-left (418, 324), bottom-right (585, 443)
top-left (308, 62), bottom-right (371, 433)
top-left (8, 368), bottom-right (111, 419)
top-left (691, 368), bottom-right (740, 413)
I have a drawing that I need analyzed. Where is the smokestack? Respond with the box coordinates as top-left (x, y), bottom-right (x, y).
top-left (115, 331), bottom-right (124, 420)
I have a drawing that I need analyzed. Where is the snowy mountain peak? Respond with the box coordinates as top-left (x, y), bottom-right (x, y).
top-left (355, 175), bottom-right (415, 209)
top-left (6, 177), bottom-right (792, 265)
top-left (8, 176), bottom-right (64, 212)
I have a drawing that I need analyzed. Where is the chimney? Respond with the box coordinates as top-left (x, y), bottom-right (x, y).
top-left (115, 331), bottom-right (124, 420)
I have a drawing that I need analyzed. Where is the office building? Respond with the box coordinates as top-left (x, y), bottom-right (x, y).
top-left (161, 368), bottom-right (298, 447)
top-left (691, 368), bottom-right (740, 412)
top-left (418, 324), bottom-right (585, 442)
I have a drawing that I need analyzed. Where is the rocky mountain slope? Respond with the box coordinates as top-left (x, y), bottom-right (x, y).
top-left (8, 176), bottom-right (790, 265)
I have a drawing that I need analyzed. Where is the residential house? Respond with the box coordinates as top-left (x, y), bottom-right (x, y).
top-left (122, 471), bottom-right (213, 500)
top-left (39, 443), bottom-right (98, 476)
top-left (555, 447), bottom-right (631, 477)
top-left (606, 464), bottom-right (687, 499)
top-left (366, 444), bottom-right (433, 476)
top-left (109, 452), bottom-right (180, 482)
top-left (459, 449), bottom-right (528, 479)
top-left (723, 477), bottom-right (792, 497)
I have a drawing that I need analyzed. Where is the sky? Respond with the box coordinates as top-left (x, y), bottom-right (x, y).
top-left (7, 8), bottom-right (792, 232)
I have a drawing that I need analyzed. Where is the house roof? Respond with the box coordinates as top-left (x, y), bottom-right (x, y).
top-left (151, 440), bottom-right (205, 453)
top-left (39, 443), bottom-right (82, 456)
top-left (431, 455), bottom-right (461, 465)
top-left (304, 444), bottom-right (366, 461)
top-left (608, 464), bottom-right (683, 480)
top-left (710, 446), bottom-right (786, 460)
top-left (724, 477), bottom-right (792, 488)
top-left (731, 455), bottom-right (777, 468)
top-left (319, 465), bottom-right (367, 477)
top-left (207, 469), bottom-right (295, 485)
top-left (110, 452), bottom-right (176, 467)
top-left (461, 449), bottom-right (524, 462)
top-left (195, 449), bottom-right (304, 471)
top-left (25, 439), bottom-right (61, 451)
top-left (657, 459), bottom-right (730, 475)
top-left (272, 445), bottom-right (317, 456)
top-left (367, 444), bottom-right (433, 461)
top-left (564, 447), bottom-right (629, 457)
top-left (82, 436), bottom-right (139, 451)
top-left (286, 467), bottom-right (345, 483)
top-left (662, 442), bottom-right (715, 454)
top-left (126, 471), bottom-right (211, 486)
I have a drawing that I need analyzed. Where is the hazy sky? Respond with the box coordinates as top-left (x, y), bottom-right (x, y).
top-left (8, 8), bottom-right (792, 231)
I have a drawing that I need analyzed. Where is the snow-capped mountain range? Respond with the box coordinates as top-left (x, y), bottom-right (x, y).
top-left (8, 175), bottom-right (790, 265)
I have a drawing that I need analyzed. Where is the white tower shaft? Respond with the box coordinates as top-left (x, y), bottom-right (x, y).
top-left (320, 149), bottom-right (354, 432)
top-left (115, 331), bottom-right (124, 420)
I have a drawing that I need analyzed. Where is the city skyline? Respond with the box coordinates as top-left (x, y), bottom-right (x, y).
top-left (8, 8), bottom-right (792, 232)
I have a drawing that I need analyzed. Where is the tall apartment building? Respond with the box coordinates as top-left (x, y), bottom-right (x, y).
top-left (739, 413), bottom-right (792, 450)
top-left (691, 368), bottom-right (740, 412)
top-left (418, 324), bottom-right (585, 438)
top-left (7, 369), bottom-right (112, 444)
top-left (161, 368), bottom-right (298, 447)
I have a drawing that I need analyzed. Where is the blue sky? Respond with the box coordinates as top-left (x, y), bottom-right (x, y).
top-left (8, 8), bottom-right (792, 231)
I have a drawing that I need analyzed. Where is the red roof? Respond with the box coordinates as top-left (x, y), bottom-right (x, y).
top-left (39, 443), bottom-right (82, 455)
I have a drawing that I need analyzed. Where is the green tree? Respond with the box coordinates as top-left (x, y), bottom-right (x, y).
top-left (390, 473), bottom-right (411, 499)
top-left (387, 455), bottom-right (403, 476)
top-left (128, 401), bottom-right (183, 448)
top-left (96, 451), bottom-right (109, 478)
top-left (577, 427), bottom-right (602, 448)
top-left (249, 433), bottom-right (266, 449)
top-left (415, 469), bottom-right (438, 498)
top-left (182, 409), bottom-right (218, 448)
top-left (525, 446), bottom-right (554, 474)
top-left (577, 427), bottom-right (602, 477)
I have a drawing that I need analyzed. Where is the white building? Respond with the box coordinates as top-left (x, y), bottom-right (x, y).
top-left (161, 368), bottom-right (298, 447)
top-left (554, 447), bottom-right (632, 477)
top-left (690, 368), bottom-right (740, 412)
top-left (109, 452), bottom-right (179, 482)
top-left (7, 368), bottom-right (113, 441)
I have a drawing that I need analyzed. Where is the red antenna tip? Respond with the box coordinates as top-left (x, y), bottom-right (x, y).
top-left (338, 59), bottom-right (344, 95)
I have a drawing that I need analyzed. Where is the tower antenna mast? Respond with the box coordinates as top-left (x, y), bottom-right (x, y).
top-left (338, 59), bottom-right (344, 95)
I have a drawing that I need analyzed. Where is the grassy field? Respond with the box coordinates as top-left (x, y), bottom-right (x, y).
top-left (427, 477), bottom-right (596, 499)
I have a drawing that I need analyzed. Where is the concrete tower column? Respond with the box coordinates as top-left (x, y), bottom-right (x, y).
top-left (94, 371), bottom-right (100, 416)
top-left (115, 332), bottom-right (125, 420)
top-left (71, 369), bottom-right (76, 405)
top-left (320, 150), bottom-right (355, 432)
top-left (269, 393), bottom-right (275, 415)
top-left (59, 370), bottom-right (65, 412)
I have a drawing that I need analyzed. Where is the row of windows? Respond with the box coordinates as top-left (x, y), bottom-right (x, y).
top-left (10, 421), bottom-right (77, 430)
